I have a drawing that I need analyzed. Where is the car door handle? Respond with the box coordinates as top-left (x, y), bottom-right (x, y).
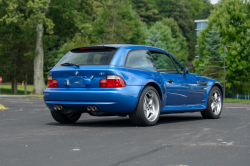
top-left (167, 79), bottom-right (174, 83)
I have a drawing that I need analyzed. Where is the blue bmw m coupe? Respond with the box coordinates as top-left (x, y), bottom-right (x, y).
top-left (43, 44), bottom-right (223, 126)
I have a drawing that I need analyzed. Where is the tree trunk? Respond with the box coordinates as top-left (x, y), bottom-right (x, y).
top-left (13, 62), bottom-right (17, 94)
top-left (32, 23), bottom-right (45, 95)
top-left (11, 78), bottom-right (14, 94)
top-left (13, 75), bottom-right (17, 94)
top-left (24, 72), bottom-right (27, 95)
top-left (232, 85), bottom-right (236, 99)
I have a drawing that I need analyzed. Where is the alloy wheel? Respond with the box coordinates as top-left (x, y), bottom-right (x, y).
top-left (211, 90), bottom-right (222, 115)
top-left (143, 90), bottom-right (160, 122)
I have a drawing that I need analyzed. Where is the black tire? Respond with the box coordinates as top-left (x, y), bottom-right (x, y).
top-left (50, 111), bottom-right (81, 123)
top-left (129, 86), bottom-right (161, 126)
top-left (201, 86), bottom-right (223, 119)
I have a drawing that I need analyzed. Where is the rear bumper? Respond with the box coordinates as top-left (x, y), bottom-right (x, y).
top-left (43, 86), bottom-right (143, 113)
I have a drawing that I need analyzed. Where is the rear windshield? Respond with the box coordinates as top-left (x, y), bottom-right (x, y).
top-left (57, 49), bottom-right (117, 67)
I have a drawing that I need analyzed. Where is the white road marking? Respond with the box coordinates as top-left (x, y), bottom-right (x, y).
top-left (72, 149), bottom-right (80, 151)
top-left (221, 142), bottom-right (234, 146)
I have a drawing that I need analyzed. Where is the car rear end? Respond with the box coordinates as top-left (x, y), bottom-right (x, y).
top-left (43, 46), bottom-right (142, 114)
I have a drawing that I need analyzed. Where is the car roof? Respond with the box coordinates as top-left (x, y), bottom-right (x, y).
top-left (73, 44), bottom-right (169, 53)
top-left (72, 44), bottom-right (184, 68)
top-left (91, 44), bottom-right (168, 52)
top-left (92, 44), bottom-right (136, 48)
top-left (95, 45), bottom-right (184, 68)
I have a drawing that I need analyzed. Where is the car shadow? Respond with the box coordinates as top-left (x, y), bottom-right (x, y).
top-left (46, 114), bottom-right (204, 128)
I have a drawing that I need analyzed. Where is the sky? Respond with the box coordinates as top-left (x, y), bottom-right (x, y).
top-left (210, 0), bottom-right (219, 4)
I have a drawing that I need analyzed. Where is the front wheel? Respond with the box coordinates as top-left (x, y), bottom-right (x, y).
top-left (129, 86), bottom-right (161, 126)
top-left (51, 111), bottom-right (81, 123)
top-left (201, 86), bottom-right (223, 119)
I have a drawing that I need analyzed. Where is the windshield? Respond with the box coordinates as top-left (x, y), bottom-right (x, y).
top-left (57, 49), bottom-right (117, 67)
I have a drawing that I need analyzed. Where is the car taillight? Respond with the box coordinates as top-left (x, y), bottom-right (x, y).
top-left (48, 76), bottom-right (58, 88)
top-left (100, 75), bottom-right (126, 88)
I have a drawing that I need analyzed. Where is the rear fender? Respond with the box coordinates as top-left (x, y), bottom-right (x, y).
top-left (107, 66), bottom-right (166, 112)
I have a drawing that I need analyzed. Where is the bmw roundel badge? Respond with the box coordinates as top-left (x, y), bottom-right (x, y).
top-left (75, 71), bottom-right (79, 76)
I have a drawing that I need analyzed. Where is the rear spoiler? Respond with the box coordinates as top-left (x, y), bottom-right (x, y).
top-left (71, 46), bottom-right (118, 52)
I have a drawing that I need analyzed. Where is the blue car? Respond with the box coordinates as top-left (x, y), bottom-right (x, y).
top-left (43, 44), bottom-right (223, 126)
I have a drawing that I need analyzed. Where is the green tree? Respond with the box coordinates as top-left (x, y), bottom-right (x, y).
top-left (147, 21), bottom-right (188, 65)
top-left (146, 30), bottom-right (164, 49)
top-left (197, 0), bottom-right (250, 98)
top-left (94, 0), bottom-right (146, 44)
top-left (202, 28), bottom-right (223, 81)
top-left (154, 0), bottom-right (196, 60)
top-left (131, 0), bottom-right (160, 26)
top-left (43, 0), bottom-right (94, 82)
top-left (188, 0), bottom-right (205, 17)
top-left (193, 0), bottom-right (214, 20)
top-left (162, 17), bottom-right (189, 65)
top-left (0, 0), bottom-right (36, 94)
top-left (0, 0), bottom-right (94, 94)
top-left (146, 30), bottom-right (172, 69)
top-left (0, 0), bottom-right (55, 95)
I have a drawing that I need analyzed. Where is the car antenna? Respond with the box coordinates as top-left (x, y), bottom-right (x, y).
top-left (100, 36), bottom-right (104, 47)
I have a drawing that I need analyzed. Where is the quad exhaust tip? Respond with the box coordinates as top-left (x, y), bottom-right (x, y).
top-left (87, 106), bottom-right (98, 112)
top-left (54, 105), bottom-right (59, 110)
top-left (58, 105), bottom-right (63, 111)
top-left (55, 105), bottom-right (98, 112)
top-left (54, 104), bottom-right (63, 111)
top-left (92, 106), bottom-right (96, 111)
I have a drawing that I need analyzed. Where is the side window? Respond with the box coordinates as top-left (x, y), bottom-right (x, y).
top-left (172, 58), bottom-right (183, 73)
top-left (125, 50), bottom-right (157, 72)
top-left (150, 52), bottom-right (178, 74)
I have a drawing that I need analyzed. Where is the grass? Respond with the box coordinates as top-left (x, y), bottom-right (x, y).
top-left (25, 94), bottom-right (43, 98)
top-left (0, 85), bottom-right (43, 98)
top-left (224, 98), bottom-right (250, 103)
top-left (0, 84), bottom-right (34, 95)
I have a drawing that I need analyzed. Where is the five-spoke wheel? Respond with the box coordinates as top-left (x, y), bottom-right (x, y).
top-left (211, 91), bottom-right (222, 115)
top-left (143, 90), bottom-right (160, 122)
top-left (201, 86), bottom-right (222, 119)
top-left (129, 86), bottom-right (160, 126)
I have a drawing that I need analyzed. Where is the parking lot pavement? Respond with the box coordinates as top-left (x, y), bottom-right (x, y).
top-left (0, 97), bottom-right (249, 166)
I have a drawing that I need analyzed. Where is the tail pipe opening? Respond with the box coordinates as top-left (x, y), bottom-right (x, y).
top-left (87, 105), bottom-right (99, 112)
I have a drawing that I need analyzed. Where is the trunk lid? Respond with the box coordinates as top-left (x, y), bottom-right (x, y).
top-left (50, 66), bottom-right (108, 88)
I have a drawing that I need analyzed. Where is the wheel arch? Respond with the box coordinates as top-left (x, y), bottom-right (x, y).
top-left (144, 82), bottom-right (163, 101)
top-left (211, 83), bottom-right (224, 101)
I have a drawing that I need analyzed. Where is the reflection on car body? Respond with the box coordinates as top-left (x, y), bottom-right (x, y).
top-left (43, 44), bottom-right (223, 126)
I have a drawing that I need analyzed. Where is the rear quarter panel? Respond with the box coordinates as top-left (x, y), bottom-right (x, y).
top-left (107, 66), bottom-right (167, 111)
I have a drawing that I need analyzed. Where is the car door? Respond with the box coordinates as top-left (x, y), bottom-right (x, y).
top-left (171, 57), bottom-right (206, 104)
top-left (150, 51), bottom-right (197, 105)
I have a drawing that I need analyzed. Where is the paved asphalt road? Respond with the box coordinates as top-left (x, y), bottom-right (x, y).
top-left (0, 96), bottom-right (249, 166)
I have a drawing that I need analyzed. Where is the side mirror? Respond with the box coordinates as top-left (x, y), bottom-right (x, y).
top-left (181, 67), bottom-right (189, 75)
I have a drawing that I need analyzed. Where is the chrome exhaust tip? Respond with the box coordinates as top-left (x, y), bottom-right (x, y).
top-left (54, 105), bottom-right (58, 110)
top-left (91, 106), bottom-right (96, 111)
top-left (87, 106), bottom-right (92, 111)
top-left (58, 105), bottom-right (63, 111)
